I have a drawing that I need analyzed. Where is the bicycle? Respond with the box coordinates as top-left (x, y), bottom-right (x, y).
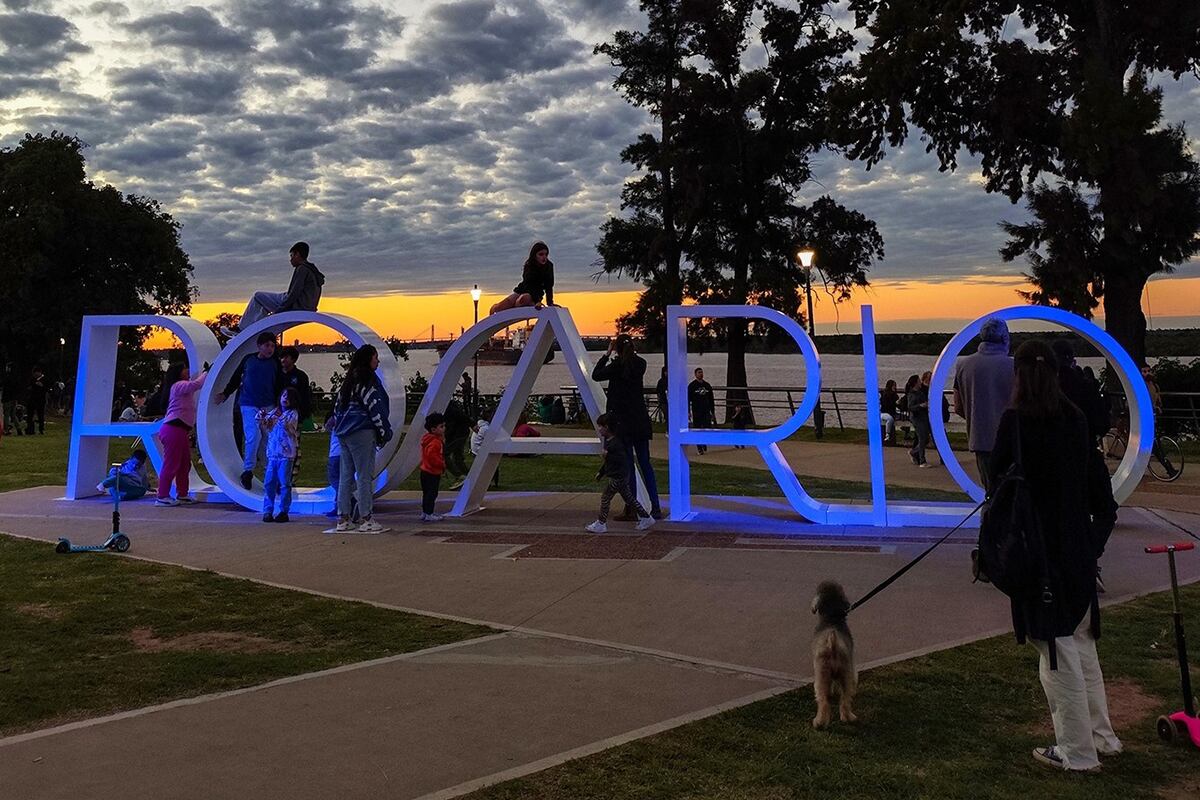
top-left (1099, 430), bottom-right (1185, 482)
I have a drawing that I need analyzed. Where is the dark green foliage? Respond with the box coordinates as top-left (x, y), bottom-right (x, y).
top-left (841, 2), bottom-right (1200, 365)
top-left (0, 132), bottom-right (196, 385)
top-left (596, 1), bottom-right (883, 419)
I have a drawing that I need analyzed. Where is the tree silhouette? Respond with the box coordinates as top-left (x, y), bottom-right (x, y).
top-left (0, 132), bottom-right (194, 387)
top-left (841, 1), bottom-right (1200, 364)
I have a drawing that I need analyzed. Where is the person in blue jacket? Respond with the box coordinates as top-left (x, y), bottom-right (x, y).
top-left (215, 331), bottom-right (283, 489)
top-left (331, 344), bottom-right (392, 533)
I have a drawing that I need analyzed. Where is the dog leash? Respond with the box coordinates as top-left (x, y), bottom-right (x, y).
top-left (849, 498), bottom-right (987, 613)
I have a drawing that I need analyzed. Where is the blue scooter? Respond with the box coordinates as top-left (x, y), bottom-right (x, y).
top-left (56, 464), bottom-right (131, 554)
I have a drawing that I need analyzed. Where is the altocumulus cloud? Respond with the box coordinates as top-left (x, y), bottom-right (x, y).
top-left (0, 0), bottom-right (1194, 304)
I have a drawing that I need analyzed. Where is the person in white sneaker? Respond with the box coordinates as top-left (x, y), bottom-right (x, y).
top-left (330, 345), bottom-right (392, 533)
top-left (988, 340), bottom-right (1122, 772)
top-left (585, 414), bottom-right (654, 534)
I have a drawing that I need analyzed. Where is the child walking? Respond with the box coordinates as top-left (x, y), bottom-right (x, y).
top-left (259, 387), bottom-right (299, 522)
top-left (586, 414), bottom-right (655, 533)
top-left (419, 412), bottom-right (446, 522)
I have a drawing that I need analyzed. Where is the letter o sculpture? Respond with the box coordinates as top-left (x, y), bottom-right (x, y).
top-left (197, 311), bottom-right (405, 513)
top-left (928, 306), bottom-right (1153, 505)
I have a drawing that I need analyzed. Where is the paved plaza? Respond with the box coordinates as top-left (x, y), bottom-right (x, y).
top-left (1, 442), bottom-right (1198, 799)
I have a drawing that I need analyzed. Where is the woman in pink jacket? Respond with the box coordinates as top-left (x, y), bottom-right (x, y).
top-left (156, 362), bottom-right (207, 506)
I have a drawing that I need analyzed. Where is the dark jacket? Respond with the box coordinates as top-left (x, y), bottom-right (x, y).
top-left (591, 353), bottom-right (653, 442)
top-left (905, 386), bottom-right (929, 419)
top-left (880, 388), bottom-right (899, 417)
top-left (281, 366), bottom-right (312, 420)
top-left (223, 353), bottom-right (283, 408)
top-left (598, 433), bottom-right (631, 480)
top-left (1058, 366), bottom-right (1109, 444)
top-left (280, 261), bottom-right (325, 312)
top-left (989, 403), bottom-right (1117, 645)
top-left (514, 261), bottom-right (553, 305)
top-left (688, 379), bottom-right (716, 423)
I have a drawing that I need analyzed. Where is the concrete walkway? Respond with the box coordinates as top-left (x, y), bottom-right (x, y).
top-left (1, 482), bottom-right (1198, 799)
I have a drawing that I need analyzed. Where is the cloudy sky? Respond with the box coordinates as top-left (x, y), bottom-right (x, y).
top-left (1, 0), bottom-right (1197, 333)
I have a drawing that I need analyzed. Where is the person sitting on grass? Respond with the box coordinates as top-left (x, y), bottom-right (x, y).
top-left (259, 387), bottom-right (300, 523)
top-left (220, 242), bottom-right (325, 338)
top-left (419, 412), bottom-right (446, 522)
top-left (96, 449), bottom-right (151, 501)
top-left (585, 414), bottom-right (655, 534)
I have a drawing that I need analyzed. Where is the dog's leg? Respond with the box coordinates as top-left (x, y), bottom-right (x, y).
top-left (812, 665), bottom-right (832, 729)
top-left (839, 667), bottom-right (858, 723)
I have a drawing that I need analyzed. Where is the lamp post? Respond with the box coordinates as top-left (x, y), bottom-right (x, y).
top-left (470, 284), bottom-right (481, 414)
top-left (796, 248), bottom-right (824, 438)
top-left (58, 337), bottom-right (66, 379)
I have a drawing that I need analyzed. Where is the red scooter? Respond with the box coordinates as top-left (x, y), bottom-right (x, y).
top-left (1146, 541), bottom-right (1200, 748)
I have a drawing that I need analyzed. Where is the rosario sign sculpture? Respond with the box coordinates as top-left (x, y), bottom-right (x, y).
top-left (66, 304), bottom-right (1153, 527)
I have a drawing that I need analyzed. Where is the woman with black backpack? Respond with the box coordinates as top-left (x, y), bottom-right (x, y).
top-left (987, 340), bottom-right (1121, 772)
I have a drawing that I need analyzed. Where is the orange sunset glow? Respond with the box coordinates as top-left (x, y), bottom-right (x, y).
top-left (144, 273), bottom-right (1200, 348)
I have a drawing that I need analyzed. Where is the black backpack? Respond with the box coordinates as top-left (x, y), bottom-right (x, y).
top-left (976, 417), bottom-right (1056, 613)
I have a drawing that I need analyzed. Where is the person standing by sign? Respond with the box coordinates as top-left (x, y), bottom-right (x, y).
top-left (687, 368), bottom-right (716, 455)
top-left (331, 345), bottom-right (392, 533)
top-left (156, 362), bottom-right (208, 506)
top-left (905, 374), bottom-right (930, 467)
top-left (215, 332), bottom-right (283, 489)
top-left (954, 317), bottom-right (1014, 492)
top-left (592, 334), bottom-right (662, 520)
top-left (490, 241), bottom-right (555, 314)
top-left (987, 340), bottom-right (1121, 772)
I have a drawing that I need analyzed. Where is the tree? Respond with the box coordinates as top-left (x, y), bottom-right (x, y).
top-left (594, 0), bottom-right (704, 346)
top-left (599, 1), bottom-right (882, 419)
top-left (841, 1), bottom-right (1200, 365)
top-left (203, 312), bottom-right (241, 339)
top-left (0, 132), bottom-right (195, 388)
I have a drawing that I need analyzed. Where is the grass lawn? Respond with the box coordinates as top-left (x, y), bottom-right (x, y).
top-left (0, 419), bottom-right (966, 502)
top-left (469, 584), bottom-right (1200, 800)
top-left (0, 534), bottom-right (491, 735)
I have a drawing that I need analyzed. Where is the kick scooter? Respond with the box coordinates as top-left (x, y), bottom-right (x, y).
top-left (56, 465), bottom-right (131, 554)
top-left (1146, 541), bottom-right (1200, 748)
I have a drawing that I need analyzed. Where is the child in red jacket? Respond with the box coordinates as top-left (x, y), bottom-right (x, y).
top-left (419, 412), bottom-right (446, 522)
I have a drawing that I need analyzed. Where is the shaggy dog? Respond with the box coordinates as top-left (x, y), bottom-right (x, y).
top-left (811, 580), bottom-right (857, 729)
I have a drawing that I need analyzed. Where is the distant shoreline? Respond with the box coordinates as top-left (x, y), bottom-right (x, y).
top-left (152, 328), bottom-right (1200, 358)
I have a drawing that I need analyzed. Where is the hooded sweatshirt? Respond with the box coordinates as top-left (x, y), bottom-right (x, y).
top-left (420, 432), bottom-right (445, 475)
top-left (280, 261), bottom-right (325, 312)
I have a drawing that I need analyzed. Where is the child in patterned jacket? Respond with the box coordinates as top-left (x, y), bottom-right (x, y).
top-left (259, 387), bottom-right (300, 523)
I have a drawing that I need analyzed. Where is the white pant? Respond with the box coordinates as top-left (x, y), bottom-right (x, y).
top-left (240, 291), bottom-right (287, 328)
top-left (1031, 616), bottom-right (1122, 770)
top-left (880, 413), bottom-right (895, 439)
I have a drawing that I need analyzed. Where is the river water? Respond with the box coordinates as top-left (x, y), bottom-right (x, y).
top-left (291, 350), bottom-right (1153, 428)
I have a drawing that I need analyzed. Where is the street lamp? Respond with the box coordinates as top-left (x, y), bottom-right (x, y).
top-left (795, 248), bottom-right (824, 438)
top-left (470, 284), bottom-right (481, 413)
top-left (58, 337), bottom-right (66, 379)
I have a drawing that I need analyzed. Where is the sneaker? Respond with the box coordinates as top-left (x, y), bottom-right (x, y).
top-left (219, 325), bottom-right (240, 338)
top-left (334, 519), bottom-right (356, 532)
top-left (240, 470), bottom-right (253, 490)
top-left (176, 496), bottom-right (196, 505)
top-left (273, 512), bottom-right (289, 523)
top-left (910, 452), bottom-right (920, 465)
top-left (155, 497), bottom-right (179, 507)
top-left (919, 462), bottom-right (932, 469)
top-left (636, 516), bottom-right (656, 531)
top-left (585, 520), bottom-right (607, 534)
top-left (428, 513), bottom-right (444, 522)
top-left (96, 482), bottom-right (107, 494)
top-left (449, 478), bottom-right (465, 490)
top-left (356, 519), bottom-right (384, 533)
top-left (1032, 745), bottom-right (1100, 773)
